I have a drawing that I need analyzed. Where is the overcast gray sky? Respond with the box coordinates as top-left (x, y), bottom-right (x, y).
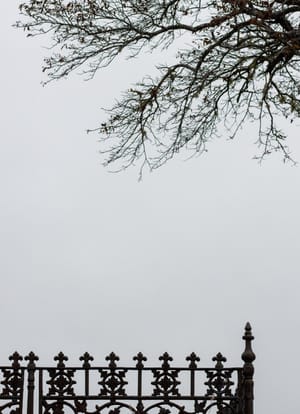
top-left (1, 2), bottom-right (300, 413)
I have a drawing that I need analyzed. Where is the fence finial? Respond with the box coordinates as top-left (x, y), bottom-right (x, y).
top-left (241, 322), bottom-right (255, 414)
top-left (9, 352), bottom-right (23, 369)
top-left (242, 323), bottom-right (255, 364)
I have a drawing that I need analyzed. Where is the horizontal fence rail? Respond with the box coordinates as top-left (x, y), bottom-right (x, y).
top-left (0, 324), bottom-right (255, 414)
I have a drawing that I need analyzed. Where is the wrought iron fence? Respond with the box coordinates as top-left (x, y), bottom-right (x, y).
top-left (0, 323), bottom-right (255, 414)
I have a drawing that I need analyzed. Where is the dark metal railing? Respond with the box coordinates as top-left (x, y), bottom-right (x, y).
top-left (0, 323), bottom-right (255, 414)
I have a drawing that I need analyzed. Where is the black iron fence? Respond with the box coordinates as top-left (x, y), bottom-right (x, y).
top-left (0, 323), bottom-right (255, 414)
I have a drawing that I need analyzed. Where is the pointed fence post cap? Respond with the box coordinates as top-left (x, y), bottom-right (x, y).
top-left (242, 322), bottom-right (255, 363)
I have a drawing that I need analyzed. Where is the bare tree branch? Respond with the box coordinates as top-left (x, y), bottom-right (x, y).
top-left (16, 0), bottom-right (300, 172)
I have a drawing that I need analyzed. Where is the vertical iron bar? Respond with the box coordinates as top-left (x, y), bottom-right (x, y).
top-left (133, 353), bottom-right (146, 414)
top-left (39, 370), bottom-right (43, 414)
top-left (137, 368), bottom-right (142, 399)
top-left (191, 371), bottom-right (195, 397)
top-left (186, 353), bottom-right (200, 398)
top-left (85, 368), bottom-right (89, 396)
top-left (190, 368), bottom-right (195, 397)
top-left (79, 353), bottom-right (93, 397)
top-left (25, 352), bottom-right (38, 414)
top-left (19, 369), bottom-right (24, 414)
top-left (241, 323), bottom-right (255, 414)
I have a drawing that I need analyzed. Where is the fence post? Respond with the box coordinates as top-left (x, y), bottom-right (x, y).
top-left (241, 322), bottom-right (255, 414)
top-left (25, 352), bottom-right (39, 414)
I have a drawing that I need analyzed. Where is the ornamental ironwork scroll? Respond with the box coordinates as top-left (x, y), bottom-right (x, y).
top-left (0, 352), bottom-right (24, 414)
top-left (0, 323), bottom-right (255, 414)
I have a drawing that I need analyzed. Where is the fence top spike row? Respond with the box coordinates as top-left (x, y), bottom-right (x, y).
top-left (0, 323), bottom-right (255, 414)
